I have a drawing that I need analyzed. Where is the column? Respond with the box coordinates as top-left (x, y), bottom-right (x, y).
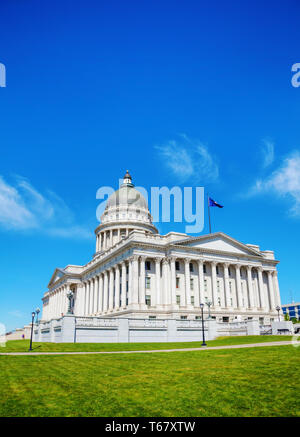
top-left (223, 263), bottom-right (231, 308)
top-left (273, 271), bottom-right (281, 308)
top-left (169, 257), bottom-right (177, 306)
top-left (184, 259), bottom-right (191, 307)
top-left (128, 260), bottom-right (132, 305)
top-left (155, 258), bottom-right (161, 307)
top-left (94, 276), bottom-right (99, 314)
top-left (98, 274), bottom-right (103, 313)
top-left (197, 260), bottom-right (204, 305)
top-left (121, 262), bottom-right (127, 308)
top-left (211, 262), bottom-right (217, 307)
top-left (267, 270), bottom-right (275, 310)
top-left (104, 232), bottom-right (107, 250)
top-left (110, 230), bottom-right (113, 248)
top-left (257, 267), bottom-right (265, 309)
top-left (103, 271), bottom-right (108, 312)
top-left (132, 255), bottom-right (139, 305)
top-left (115, 265), bottom-right (120, 310)
top-left (96, 234), bottom-right (99, 253)
top-left (108, 268), bottom-right (114, 311)
top-left (139, 256), bottom-right (146, 307)
top-left (247, 266), bottom-right (255, 309)
top-left (89, 279), bottom-right (94, 314)
top-left (235, 265), bottom-right (243, 309)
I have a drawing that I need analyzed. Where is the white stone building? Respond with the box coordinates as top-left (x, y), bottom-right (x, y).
top-left (41, 171), bottom-right (281, 324)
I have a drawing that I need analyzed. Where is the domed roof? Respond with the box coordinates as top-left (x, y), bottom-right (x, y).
top-left (105, 185), bottom-right (148, 210)
top-left (104, 170), bottom-right (148, 211)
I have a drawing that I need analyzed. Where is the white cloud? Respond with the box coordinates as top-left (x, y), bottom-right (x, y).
top-left (0, 176), bottom-right (92, 239)
top-left (155, 135), bottom-right (219, 184)
top-left (261, 139), bottom-right (274, 168)
top-left (250, 151), bottom-right (300, 216)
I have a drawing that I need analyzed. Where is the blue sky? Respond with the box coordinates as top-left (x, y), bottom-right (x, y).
top-left (1, 0), bottom-right (300, 331)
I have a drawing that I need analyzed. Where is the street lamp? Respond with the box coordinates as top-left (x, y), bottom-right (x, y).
top-left (200, 303), bottom-right (207, 347)
top-left (276, 306), bottom-right (281, 322)
top-left (35, 307), bottom-right (40, 324)
top-left (67, 290), bottom-right (74, 314)
top-left (206, 301), bottom-right (212, 319)
top-left (29, 311), bottom-right (35, 351)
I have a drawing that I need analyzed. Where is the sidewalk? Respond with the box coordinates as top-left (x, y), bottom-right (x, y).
top-left (0, 340), bottom-right (296, 356)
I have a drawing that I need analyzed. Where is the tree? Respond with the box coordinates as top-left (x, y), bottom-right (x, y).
top-left (284, 313), bottom-right (290, 321)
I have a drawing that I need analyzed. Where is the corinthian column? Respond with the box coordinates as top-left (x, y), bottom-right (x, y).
top-left (273, 271), bottom-right (281, 308)
top-left (247, 266), bottom-right (254, 309)
top-left (121, 262), bottom-right (127, 308)
top-left (235, 265), bottom-right (243, 309)
top-left (139, 256), bottom-right (146, 308)
top-left (108, 268), bottom-right (114, 311)
top-left (211, 262), bottom-right (217, 307)
top-left (98, 275), bottom-right (103, 313)
top-left (132, 255), bottom-right (139, 306)
top-left (257, 267), bottom-right (265, 310)
top-left (155, 258), bottom-right (161, 307)
top-left (89, 279), bottom-right (94, 315)
top-left (197, 260), bottom-right (204, 305)
top-left (184, 258), bottom-right (191, 307)
top-left (115, 265), bottom-right (120, 310)
top-left (267, 270), bottom-right (275, 310)
top-left (103, 271), bottom-right (108, 312)
top-left (223, 263), bottom-right (231, 308)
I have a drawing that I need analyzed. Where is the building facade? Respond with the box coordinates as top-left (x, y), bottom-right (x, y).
top-left (41, 171), bottom-right (282, 324)
top-left (282, 302), bottom-right (300, 321)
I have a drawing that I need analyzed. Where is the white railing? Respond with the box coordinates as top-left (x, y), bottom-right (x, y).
top-left (176, 320), bottom-right (203, 329)
top-left (129, 319), bottom-right (167, 329)
top-left (75, 317), bottom-right (118, 328)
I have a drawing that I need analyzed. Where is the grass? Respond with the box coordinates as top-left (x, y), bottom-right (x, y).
top-left (2, 335), bottom-right (298, 353)
top-left (0, 345), bottom-right (299, 417)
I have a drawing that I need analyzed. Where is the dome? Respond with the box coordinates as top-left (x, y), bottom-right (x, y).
top-left (105, 171), bottom-right (148, 211)
top-left (105, 185), bottom-right (148, 210)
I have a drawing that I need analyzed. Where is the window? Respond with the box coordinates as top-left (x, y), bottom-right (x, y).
top-left (145, 295), bottom-right (151, 306)
top-left (216, 265), bottom-right (219, 275)
top-left (189, 263), bottom-right (194, 272)
top-left (229, 282), bottom-right (232, 294)
top-left (145, 261), bottom-right (151, 271)
top-left (259, 317), bottom-right (264, 325)
top-left (126, 265), bottom-right (129, 274)
top-left (204, 279), bottom-right (207, 292)
top-left (218, 297), bottom-right (221, 305)
top-left (223, 317), bottom-right (229, 323)
top-left (175, 261), bottom-right (180, 271)
top-left (203, 264), bottom-right (206, 274)
top-left (190, 278), bottom-right (194, 290)
top-left (146, 277), bottom-right (151, 289)
top-left (191, 296), bottom-right (195, 305)
top-left (217, 280), bottom-right (220, 292)
top-left (149, 316), bottom-right (156, 319)
top-left (195, 316), bottom-right (202, 320)
top-left (126, 281), bottom-right (128, 292)
top-left (176, 277), bottom-right (180, 288)
top-left (176, 295), bottom-right (181, 305)
top-left (228, 267), bottom-right (231, 276)
top-left (230, 298), bottom-right (233, 306)
top-left (180, 316), bottom-right (187, 320)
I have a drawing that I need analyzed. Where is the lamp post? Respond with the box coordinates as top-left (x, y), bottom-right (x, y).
top-left (200, 303), bottom-right (207, 347)
top-left (35, 307), bottom-right (40, 325)
top-left (29, 311), bottom-right (35, 351)
top-left (276, 305), bottom-right (281, 322)
top-left (67, 290), bottom-right (74, 315)
top-left (206, 301), bottom-right (212, 319)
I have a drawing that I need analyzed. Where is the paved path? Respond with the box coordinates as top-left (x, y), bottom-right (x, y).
top-left (0, 341), bottom-right (297, 356)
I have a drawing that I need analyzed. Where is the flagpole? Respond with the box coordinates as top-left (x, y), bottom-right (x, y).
top-left (207, 195), bottom-right (212, 234)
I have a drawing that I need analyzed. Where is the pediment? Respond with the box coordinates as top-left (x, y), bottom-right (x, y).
top-left (48, 268), bottom-right (66, 288)
top-left (174, 232), bottom-right (262, 257)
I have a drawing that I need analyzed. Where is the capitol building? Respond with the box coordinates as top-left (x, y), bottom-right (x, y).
top-left (41, 171), bottom-right (281, 325)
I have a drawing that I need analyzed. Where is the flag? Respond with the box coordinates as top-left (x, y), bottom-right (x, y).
top-left (209, 197), bottom-right (224, 208)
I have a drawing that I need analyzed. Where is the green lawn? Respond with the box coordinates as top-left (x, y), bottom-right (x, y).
top-left (2, 335), bottom-right (297, 353)
top-left (0, 345), bottom-right (299, 416)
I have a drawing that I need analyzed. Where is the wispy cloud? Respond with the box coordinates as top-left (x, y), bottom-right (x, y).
top-left (261, 139), bottom-right (274, 168)
top-left (248, 151), bottom-right (300, 216)
top-left (0, 175), bottom-right (92, 239)
top-left (155, 134), bottom-right (219, 184)
top-left (8, 310), bottom-right (25, 319)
